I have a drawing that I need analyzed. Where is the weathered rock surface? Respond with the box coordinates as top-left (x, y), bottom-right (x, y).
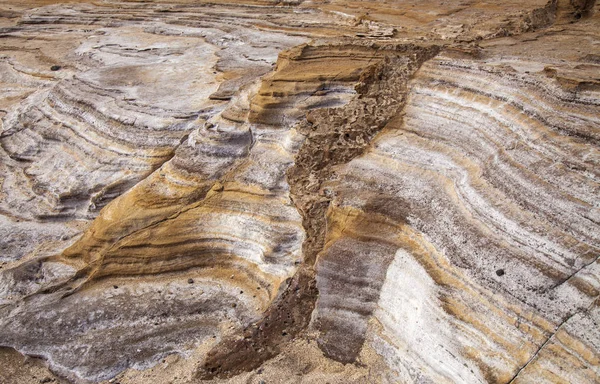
top-left (0, 1), bottom-right (598, 383)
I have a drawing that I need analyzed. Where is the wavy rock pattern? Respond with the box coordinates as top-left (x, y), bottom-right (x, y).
top-left (315, 36), bottom-right (600, 383)
top-left (0, 1), bottom-right (599, 383)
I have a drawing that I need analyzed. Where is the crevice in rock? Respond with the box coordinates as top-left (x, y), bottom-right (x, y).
top-left (507, 318), bottom-right (570, 383)
top-left (546, 253), bottom-right (600, 293)
top-left (507, 298), bottom-right (597, 383)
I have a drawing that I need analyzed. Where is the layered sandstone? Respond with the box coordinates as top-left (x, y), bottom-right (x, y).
top-left (0, 1), bottom-right (598, 383)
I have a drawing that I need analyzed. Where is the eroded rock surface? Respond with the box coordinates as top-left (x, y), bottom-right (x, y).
top-left (0, 1), bottom-right (598, 383)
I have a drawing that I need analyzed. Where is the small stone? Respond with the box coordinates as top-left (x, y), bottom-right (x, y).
top-left (495, 269), bottom-right (505, 277)
top-left (188, 278), bottom-right (194, 284)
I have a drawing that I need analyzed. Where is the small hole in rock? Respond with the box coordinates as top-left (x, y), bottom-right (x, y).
top-left (496, 269), bottom-right (505, 277)
top-left (50, 65), bottom-right (61, 71)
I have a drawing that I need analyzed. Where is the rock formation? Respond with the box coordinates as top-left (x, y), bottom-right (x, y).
top-left (0, 0), bottom-right (598, 383)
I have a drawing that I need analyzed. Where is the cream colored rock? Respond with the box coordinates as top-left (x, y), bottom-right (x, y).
top-left (0, 1), bottom-right (598, 383)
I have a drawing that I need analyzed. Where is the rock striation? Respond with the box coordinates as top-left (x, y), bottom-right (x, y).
top-left (0, 0), bottom-right (598, 383)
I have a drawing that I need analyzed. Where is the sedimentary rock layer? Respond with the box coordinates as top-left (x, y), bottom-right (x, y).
top-left (0, 1), bottom-right (598, 383)
top-left (313, 31), bottom-right (600, 383)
